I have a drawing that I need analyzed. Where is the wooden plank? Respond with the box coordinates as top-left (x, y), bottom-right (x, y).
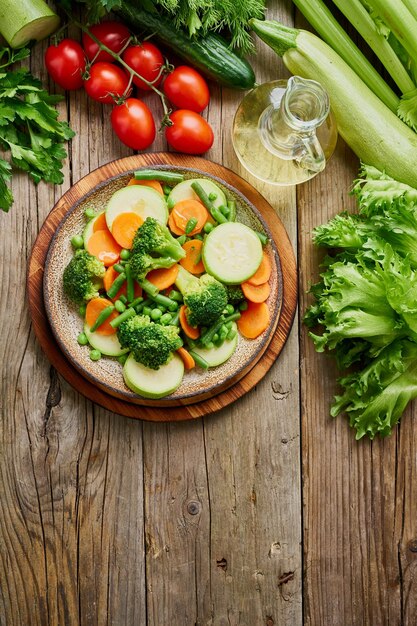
top-left (141, 1), bottom-right (302, 624)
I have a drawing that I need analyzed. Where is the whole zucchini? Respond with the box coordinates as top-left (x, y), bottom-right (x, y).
top-left (117, 4), bottom-right (256, 90)
top-left (250, 19), bottom-right (417, 189)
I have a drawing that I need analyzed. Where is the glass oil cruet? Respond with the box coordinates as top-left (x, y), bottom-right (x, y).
top-left (232, 76), bottom-right (338, 185)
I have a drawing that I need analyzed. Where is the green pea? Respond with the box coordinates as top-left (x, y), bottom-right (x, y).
top-left (219, 325), bottom-right (229, 340)
top-left (219, 204), bottom-right (230, 217)
top-left (167, 197), bottom-right (175, 210)
top-left (160, 313), bottom-right (172, 325)
top-left (205, 341), bottom-right (214, 350)
top-left (194, 234), bottom-right (204, 241)
top-left (117, 354), bottom-right (128, 365)
top-left (120, 249), bottom-right (131, 260)
top-left (208, 192), bottom-right (217, 201)
top-left (89, 349), bottom-right (101, 361)
top-left (85, 207), bottom-right (96, 219)
top-left (115, 300), bottom-right (126, 313)
top-left (163, 185), bottom-right (171, 195)
top-left (71, 235), bottom-right (84, 249)
top-left (151, 308), bottom-right (162, 320)
top-left (212, 333), bottom-right (219, 342)
top-left (225, 320), bottom-right (233, 330)
top-left (143, 306), bottom-right (152, 316)
top-left (203, 222), bottom-right (214, 234)
top-left (77, 332), bottom-right (88, 346)
top-left (239, 301), bottom-right (248, 311)
top-left (79, 303), bottom-right (87, 317)
top-left (225, 304), bottom-right (235, 315)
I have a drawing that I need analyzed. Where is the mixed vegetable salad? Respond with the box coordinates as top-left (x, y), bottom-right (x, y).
top-left (62, 169), bottom-right (272, 399)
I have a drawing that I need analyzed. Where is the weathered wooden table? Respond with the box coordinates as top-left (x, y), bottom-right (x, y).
top-left (2, 2), bottom-right (417, 624)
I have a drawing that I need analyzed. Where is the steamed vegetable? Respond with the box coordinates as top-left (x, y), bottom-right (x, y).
top-left (249, 19), bottom-right (417, 189)
top-left (117, 314), bottom-right (182, 369)
top-left (175, 266), bottom-right (228, 328)
top-left (63, 250), bottom-right (106, 304)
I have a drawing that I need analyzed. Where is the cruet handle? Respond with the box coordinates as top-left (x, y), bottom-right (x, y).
top-left (297, 131), bottom-right (326, 173)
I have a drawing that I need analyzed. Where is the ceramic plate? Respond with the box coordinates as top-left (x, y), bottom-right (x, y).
top-left (43, 164), bottom-right (283, 407)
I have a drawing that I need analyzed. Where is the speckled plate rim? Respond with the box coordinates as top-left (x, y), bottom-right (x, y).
top-left (42, 163), bottom-right (283, 406)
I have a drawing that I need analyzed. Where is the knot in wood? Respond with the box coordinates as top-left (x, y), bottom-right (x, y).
top-left (187, 500), bottom-right (201, 515)
top-left (408, 539), bottom-right (417, 553)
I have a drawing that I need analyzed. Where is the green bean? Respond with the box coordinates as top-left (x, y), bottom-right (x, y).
top-left (143, 306), bottom-right (152, 316)
top-left (170, 310), bottom-right (180, 326)
top-left (227, 199), bottom-right (236, 222)
top-left (134, 169), bottom-right (185, 184)
top-left (125, 264), bottom-right (135, 302)
top-left (77, 332), bottom-right (88, 346)
top-left (227, 328), bottom-right (237, 341)
top-left (255, 230), bottom-right (268, 246)
top-left (219, 204), bottom-right (230, 217)
top-left (194, 234), bottom-right (204, 241)
top-left (71, 234), bottom-right (84, 249)
top-left (167, 197), bottom-right (175, 210)
top-left (90, 305), bottom-right (115, 332)
top-left (163, 184), bottom-right (172, 195)
top-left (119, 294), bottom-right (127, 304)
top-left (115, 300), bottom-right (126, 313)
top-left (225, 304), bottom-right (235, 315)
top-left (212, 333), bottom-right (219, 343)
top-left (168, 290), bottom-right (183, 302)
top-left (107, 272), bottom-right (126, 299)
top-left (191, 181), bottom-right (228, 224)
top-left (239, 300), bottom-right (248, 311)
top-left (176, 234), bottom-right (187, 246)
top-left (219, 325), bottom-right (229, 341)
top-left (149, 293), bottom-right (178, 311)
top-left (129, 296), bottom-right (143, 309)
top-left (109, 307), bottom-right (136, 329)
top-left (200, 312), bottom-right (241, 346)
top-left (120, 249), bottom-right (131, 261)
top-left (189, 350), bottom-right (209, 370)
top-left (113, 263), bottom-right (125, 273)
top-left (203, 222), bottom-right (214, 234)
top-left (89, 349), bottom-right (101, 361)
top-left (185, 217), bottom-right (198, 234)
top-left (139, 278), bottom-right (159, 297)
top-left (79, 303), bottom-right (87, 317)
top-left (135, 298), bottom-right (152, 313)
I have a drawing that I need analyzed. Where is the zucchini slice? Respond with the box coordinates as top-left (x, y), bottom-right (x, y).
top-left (106, 185), bottom-right (168, 231)
top-left (84, 323), bottom-right (129, 357)
top-left (123, 353), bottom-right (184, 398)
top-left (168, 178), bottom-right (226, 209)
top-left (192, 323), bottom-right (238, 367)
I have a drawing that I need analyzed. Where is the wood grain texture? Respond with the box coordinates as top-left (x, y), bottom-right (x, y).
top-left (1, 2), bottom-right (303, 625)
top-left (28, 153), bottom-right (296, 416)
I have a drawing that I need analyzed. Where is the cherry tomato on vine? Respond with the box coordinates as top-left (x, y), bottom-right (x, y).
top-left (82, 21), bottom-right (131, 63)
top-left (164, 66), bottom-right (210, 113)
top-left (111, 98), bottom-right (156, 150)
top-left (45, 39), bottom-right (86, 90)
top-left (165, 110), bottom-right (214, 154)
top-left (122, 43), bottom-right (164, 90)
top-left (84, 62), bottom-right (130, 104)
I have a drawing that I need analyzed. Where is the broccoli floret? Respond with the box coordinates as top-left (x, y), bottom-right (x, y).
top-left (226, 285), bottom-right (245, 305)
top-left (129, 217), bottom-right (185, 281)
top-left (63, 249), bottom-right (105, 304)
top-left (117, 314), bottom-right (182, 370)
top-left (175, 266), bottom-right (228, 328)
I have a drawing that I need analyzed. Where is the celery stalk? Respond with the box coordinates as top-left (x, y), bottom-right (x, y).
top-left (292, 0), bottom-right (399, 112)
top-left (402, 0), bottom-right (417, 22)
top-left (331, 0), bottom-right (415, 94)
top-left (366, 0), bottom-right (417, 65)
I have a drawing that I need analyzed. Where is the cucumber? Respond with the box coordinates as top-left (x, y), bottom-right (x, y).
top-left (168, 178), bottom-right (227, 210)
top-left (83, 211), bottom-right (104, 249)
top-left (202, 222), bottom-right (263, 284)
top-left (192, 323), bottom-right (239, 367)
top-left (84, 323), bottom-right (129, 357)
top-left (117, 5), bottom-right (256, 90)
top-left (123, 353), bottom-right (184, 399)
top-left (106, 186), bottom-right (168, 231)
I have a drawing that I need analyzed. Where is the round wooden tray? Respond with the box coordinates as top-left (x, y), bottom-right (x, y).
top-left (28, 153), bottom-right (297, 422)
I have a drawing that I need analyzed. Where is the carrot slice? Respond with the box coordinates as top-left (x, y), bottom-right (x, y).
top-left (237, 301), bottom-right (270, 339)
top-left (241, 280), bottom-right (271, 303)
top-left (127, 178), bottom-right (164, 194)
top-left (247, 252), bottom-right (272, 286)
top-left (85, 297), bottom-right (118, 335)
top-left (146, 264), bottom-right (179, 290)
top-left (177, 347), bottom-right (195, 370)
top-left (172, 200), bottom-right (208, 235)
top-left (179, 239), bottom-right (205, 274)
top-left (103, 265), bottom-right (142, 302)
top-left (87, 230), bottom-right (121, 266)
top-left (179, 305), bottom-right (200, 339)
top-left (93, 212), bottom-right (108, 232)
top-left (111, 212), bottom-right (144, 249)
top-left (168, 211), bottom-right (185, 236)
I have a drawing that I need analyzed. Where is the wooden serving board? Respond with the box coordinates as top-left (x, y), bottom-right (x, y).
top-left (27, 153), bottom-right (297, 422)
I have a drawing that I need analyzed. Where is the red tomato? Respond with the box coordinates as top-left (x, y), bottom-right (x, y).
top-left (165, 110), bottom-right (214, 154)
top-left (82, 21), bottom-right (131, 63)
top-left (122, 43), bottom-right (164, 90)
top-left (164, 66), bottom-right (210, 112)
top-left (111, 98), bottom-right (156, 150)
top-left (45, 39), bottom-right (86, 90)
top-left (84, 62), bottom-right (130, 104)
